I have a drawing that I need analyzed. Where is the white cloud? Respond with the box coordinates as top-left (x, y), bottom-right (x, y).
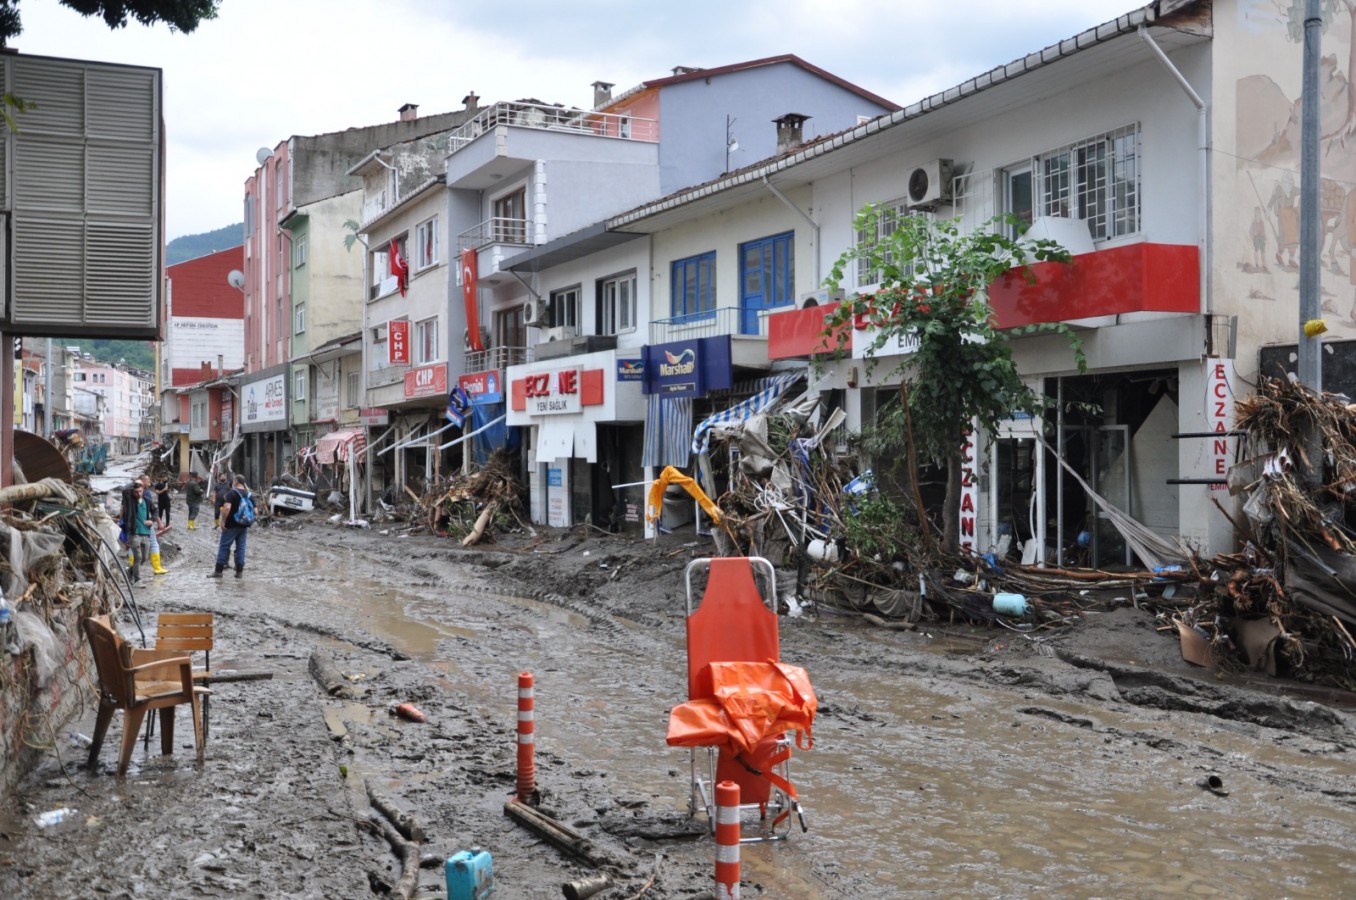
top-left (12, 0), bottom-right (1141, 239)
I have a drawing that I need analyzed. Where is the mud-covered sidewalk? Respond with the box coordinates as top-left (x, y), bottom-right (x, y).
top-left (4, 512), bottom-right (1356, 898)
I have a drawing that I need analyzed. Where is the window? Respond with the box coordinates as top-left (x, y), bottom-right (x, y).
top-left (294, 368), bottom-right (307, 401)
top-left (598, 271), bottom-right (637, 335)
top-left (294, 302), bottom-right (306, 335)
top-left (370, 243), bottom-right (398, 300)
top-left (294, 234), bottom-right (308, 267)
top-left (74, 372), bottom-right (86, 382)
top-left (416, 216), bottom-right (439, 269)
top-left (741, 232), bottom-right (795, 307)
top-left (1033, 124), bottom-right (1139, 240)
top-left (1001, 164), bottom-right (1034, 239)
top-left (671, 252), bottom-right (716, 320)
top-left (618, 116), bottom-right (631, 139)
top-left (548, 286), bottom-right (581, 330)
top-left (416, 317), bottom-right (439, 363)
top-left (855, 201), bottom-right (905, 288)
top-left (346, 371), bottom-right (360, 407)
top-left (495, 306), bottom-right (526, 352)
top-left (492, 188), bottom-right (527, 243)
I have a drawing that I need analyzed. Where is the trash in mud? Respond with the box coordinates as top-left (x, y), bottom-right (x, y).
top-left (392, 703), bottom-right (426, 723)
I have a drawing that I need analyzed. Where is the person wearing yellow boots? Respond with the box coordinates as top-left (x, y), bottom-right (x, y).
top-left (128, 483), bottom-right (153, 583)
top-left (184, 472), bottom-right (206, 530)
top-left (139, 475), bottom-right (171, 574)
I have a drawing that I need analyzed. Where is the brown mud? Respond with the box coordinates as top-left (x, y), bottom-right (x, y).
top-left (3, 513), bottom-right (1356, 898)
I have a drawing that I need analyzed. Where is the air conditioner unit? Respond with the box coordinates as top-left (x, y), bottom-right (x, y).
top-left (523, 297), bottom-right (546, 326)
top-left (543, 326), bottom-right (576, 342)
top-left (906, 158), bottom-right (954, 209)
top-left (796, 287), bottom-right (845, 310)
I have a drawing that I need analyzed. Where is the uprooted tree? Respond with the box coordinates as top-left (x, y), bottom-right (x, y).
top-left (822, 209), bottom-right (1085, 555)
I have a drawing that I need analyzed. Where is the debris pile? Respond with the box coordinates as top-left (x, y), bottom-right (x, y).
top-left (1164, 376), bottom-right (1356, 688)
top-left (413, 451), bottom-right (527, 545)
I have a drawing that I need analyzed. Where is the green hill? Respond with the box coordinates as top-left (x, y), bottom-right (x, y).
top-left (168, 224), bottom-right (243, 265)
top-left (71, 340), bottom-right (155, 372)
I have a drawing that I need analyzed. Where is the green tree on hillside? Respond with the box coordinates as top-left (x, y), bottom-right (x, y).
top-left (0, 0), bottom-right (219, 46)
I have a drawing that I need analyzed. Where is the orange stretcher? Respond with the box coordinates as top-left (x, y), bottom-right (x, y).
top-left (666, 556), bottom-right (812, 841)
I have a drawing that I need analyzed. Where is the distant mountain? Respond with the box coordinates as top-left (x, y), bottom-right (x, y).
top-left (167, 224), bottom-right (243, 265)
top-left (68, 339), bottom-right (156, 373)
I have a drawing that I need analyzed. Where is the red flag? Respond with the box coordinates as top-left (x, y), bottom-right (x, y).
top-left (461, 248), bottom-right (483, 351)
top-left (389, 238), bottom-right (409, 296)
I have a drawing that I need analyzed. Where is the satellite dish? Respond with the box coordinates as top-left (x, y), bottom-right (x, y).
top-left (256, 147), bottom-right (274, 166)
top-left (227, 270), bottom-right (246, 290)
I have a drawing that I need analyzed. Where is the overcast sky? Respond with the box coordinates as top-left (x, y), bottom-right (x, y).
top-left (16, 0), bottom-right (1143, 240)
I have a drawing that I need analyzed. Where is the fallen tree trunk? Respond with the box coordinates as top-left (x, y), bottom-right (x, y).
top-left (366, 815), bottom-right (421, 900)
top-left (461, 501), bottom-right (498, 547)
top-left (366, 783), bottom-right (426, 842)
top-left (504, 799), bottom-right (615, 869)
top-left (307, 650), bottom-right (363, 699)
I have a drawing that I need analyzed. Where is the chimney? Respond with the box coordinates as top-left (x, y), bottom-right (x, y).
top-left (398, 102), bottom-right (419, 122)
top-left (461, 91), bottom-right (479, 113)
top-left (591, 80), bottom-right (614, 108)
top-left (774, 113), bottom-right (810, 155)
top-left (671, 65), bottom-right (699, 76)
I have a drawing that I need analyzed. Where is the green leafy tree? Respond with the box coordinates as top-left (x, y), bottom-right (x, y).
top-left (824, 209), bottom-right (1085, 554)
top-left (0, 0), bottom-right (219, 46)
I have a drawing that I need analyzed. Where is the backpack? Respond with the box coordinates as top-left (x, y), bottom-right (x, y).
top-left (234, 489), bottom-right (257, 526)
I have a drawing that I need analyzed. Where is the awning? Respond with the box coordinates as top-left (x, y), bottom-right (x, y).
top-left (535, 420), bottom-right (573, 463)
top-left (315, 429), bottom-right (367, 465)
top-left (643, 394), bottom-right (692, 469)
top-left (691, 371), bottom-right (805, 455)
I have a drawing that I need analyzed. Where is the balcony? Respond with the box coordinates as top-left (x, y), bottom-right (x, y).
top-left (464, 345), bottom-right (530, 374)
top-left (448, 102), bottom-right (658, 155)
top-left (649, 306), bottom-right (782, 346)
top-left (458, 217), bottom-right (532, 252)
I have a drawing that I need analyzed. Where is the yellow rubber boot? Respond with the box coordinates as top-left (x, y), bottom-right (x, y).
top-left (188, 519), bottom-right (196, 530)
top-left (151, 552), bottom-right (169, 575)
top-left (128, 551), bottom-right (135, 567)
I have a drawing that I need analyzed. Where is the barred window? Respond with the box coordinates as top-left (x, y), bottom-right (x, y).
top-left (855, 201), bottom-right (906, 288)
top-left (1035, 124), bottom-right (1139, 240)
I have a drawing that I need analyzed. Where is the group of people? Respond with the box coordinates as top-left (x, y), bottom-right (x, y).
top-left (117, 471), bottom-right (256, 580)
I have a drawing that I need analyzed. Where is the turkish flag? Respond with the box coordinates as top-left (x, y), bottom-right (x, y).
top-left (389, 238), bottom-right (409, 296)
top-left (461, 248), bottom-right (483, 351)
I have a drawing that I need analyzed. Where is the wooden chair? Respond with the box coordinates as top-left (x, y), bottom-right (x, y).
top-left (153, 612), bottom-right (215, 738)
top-left (83, 615), bottom-right (208, 777)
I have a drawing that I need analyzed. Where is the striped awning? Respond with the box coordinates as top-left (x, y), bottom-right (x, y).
top-left (314, 429), bottom-right (366, 464)
top-left (643, 394), bottom-right (693, 469)
top-left (691, 371), bottom-right (805, 455)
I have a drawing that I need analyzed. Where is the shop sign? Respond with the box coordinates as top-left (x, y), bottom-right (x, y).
top-left (389, 320), bottom-right (409, 365)
top-left (617, 358), bottom-right (644, 382)
top-left (525, 368), bottom-right (582, 415)
top-left (642, 336), bottom-right (732, 398)
top-left (359, 407), bottom-right (389, 426)
top-left (459, 370), bottom-right (502, 403)
top-left (404, 364), bottom-right (447, 399)
top-left (243, 373), bottom-right (287, 425)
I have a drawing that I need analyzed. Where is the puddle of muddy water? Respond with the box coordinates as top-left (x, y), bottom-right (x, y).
top-left (257, 542), bottom-right (1356, 897)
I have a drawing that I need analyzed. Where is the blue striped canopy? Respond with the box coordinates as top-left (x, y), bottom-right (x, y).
top-left (691, 371), bottom-right (805, 456)
top-left (643, 394), bottom-right (693, 468)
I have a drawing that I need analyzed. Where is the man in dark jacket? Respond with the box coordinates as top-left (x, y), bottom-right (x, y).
top-left (210, 474), bottom-right (253, 579)
top-left (212, 473), bottom-right (231, 528)
top-left (184, 473), bottom-right (206, 530)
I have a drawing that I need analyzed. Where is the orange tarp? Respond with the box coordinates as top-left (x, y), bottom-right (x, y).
top-left (645, 465), bottom-right (722, 525)
top-left (667, 660), bottom-right (816, 756)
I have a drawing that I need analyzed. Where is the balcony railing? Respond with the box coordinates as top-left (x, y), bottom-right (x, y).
top-left (464, 345), bottom-right (530, 373)
top-left (649, 306), bottom-right (773, 346)
top-left (458, 217), bottom-right (532, 252)
top-left (448, 101), bottom-right (659, 154)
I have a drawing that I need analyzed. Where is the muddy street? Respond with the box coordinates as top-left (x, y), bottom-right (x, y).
top-left (4, 516), bottom-right (1356, 898)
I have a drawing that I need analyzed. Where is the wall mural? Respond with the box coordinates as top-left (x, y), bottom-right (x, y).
top-left (1232, 0), bottom-right (1355, 337)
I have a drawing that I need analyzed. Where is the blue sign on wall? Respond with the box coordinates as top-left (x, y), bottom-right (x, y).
top-left (642, 336), bottom-right (733, 398)
top-left (547, 467), bottom-right (563, 487)
top-left (617, 358), bottom-right (644, 382)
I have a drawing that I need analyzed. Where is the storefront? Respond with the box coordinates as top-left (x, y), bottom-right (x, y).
top-left (507, 349), bottom-right (646, 533)
top-left (240, 366), bottom-right (290, 488)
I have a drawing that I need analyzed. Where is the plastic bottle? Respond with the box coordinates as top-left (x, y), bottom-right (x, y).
top-left (35, 808), bottom-right (76, 828)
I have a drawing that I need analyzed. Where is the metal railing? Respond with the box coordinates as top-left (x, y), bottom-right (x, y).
top-left (648, 306), bottom-right (772, 345)
top-left (458, 217), bottom-right (532, 251)
top-left (463, 345), bottom-right (530, 373)
top-left (448, 101), bottom-right (659, 154)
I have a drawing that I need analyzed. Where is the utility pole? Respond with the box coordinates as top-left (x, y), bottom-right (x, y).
top-left (1298, 0), bottom-right (1323, 486)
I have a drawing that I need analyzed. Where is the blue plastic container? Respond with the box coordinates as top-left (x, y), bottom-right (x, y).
top-left (447, 849), bottom-right (495, 900)
top-left (992, 593), bottom-right (1028, 616)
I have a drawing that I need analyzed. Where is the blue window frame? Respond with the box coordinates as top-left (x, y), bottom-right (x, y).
top-left (739, 231), bottom-right (795, 334)
top-left (671, 252), bottom-right (716, 321)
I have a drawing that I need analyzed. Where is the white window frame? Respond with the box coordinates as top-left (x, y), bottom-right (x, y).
top-left (294, 302), bottom-right (306, 335)
top-left (346, 371), bottom-right (360, 407)
top-left (599, 271), bottom-right (637, 335)
top-left (294, 234), bottom-right (308, 267)
top-left (416, 216), bottom-right (439, 270)
top-left (854, 200), bottom-right (906, 289)
top-left (416, 316), bottom-right (439, 364)
top-left (548, 286), bottom-right (581, 329)
top-left (1032, 123), bottom-right (1140, 240)
top-left (294, 368), bottom-right (307, 401)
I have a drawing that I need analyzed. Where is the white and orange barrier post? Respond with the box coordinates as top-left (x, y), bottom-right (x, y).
top-left (516, 671), bottom-right (535, 803)
top-left (715, 780), bottom-right (741, 898)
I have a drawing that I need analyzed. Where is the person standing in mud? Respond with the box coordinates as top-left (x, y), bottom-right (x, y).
top-left (138, 475), bottom-right (171, 574)
top-left (153, 478), bottom-right (172, 526)
top-left (213, 472), bottom-right (231, 528)
top-left (210, 474), bottom-right (252, 579)
top-left (184, 473), bottom-right (206, 530)
top-left (128, 483), bottom-right (154, 582)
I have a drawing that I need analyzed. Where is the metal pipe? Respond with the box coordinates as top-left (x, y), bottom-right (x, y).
top-left (762, 176), bottom-right (820, 286)
top-left (1298, 0), bottom-right (1323, 394)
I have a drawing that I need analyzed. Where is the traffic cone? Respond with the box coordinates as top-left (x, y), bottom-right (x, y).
top-left (151, 552), bottom-right (169, 575)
